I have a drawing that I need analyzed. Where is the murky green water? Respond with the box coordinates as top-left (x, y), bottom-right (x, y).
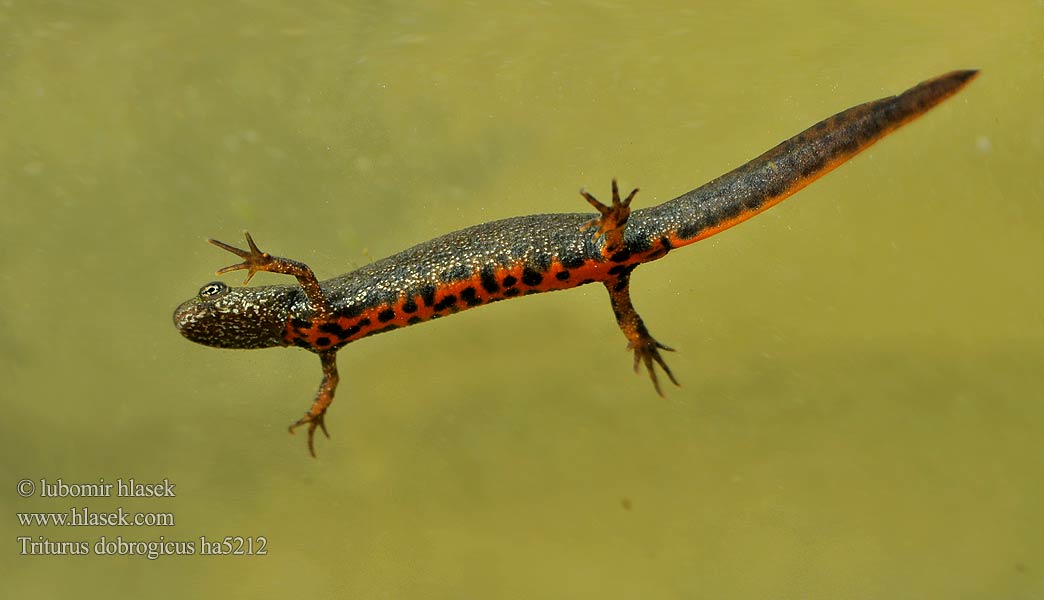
top-left (3, 1), bottom-right (1042, 597)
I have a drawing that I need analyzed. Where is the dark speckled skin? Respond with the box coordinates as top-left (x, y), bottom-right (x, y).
top-left (320, 212), bottom-right (598, 322)
top-left (174, 70), bottom-right (978, 455)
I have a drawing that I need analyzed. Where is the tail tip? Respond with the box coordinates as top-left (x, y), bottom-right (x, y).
top-left (911, 69), bottom-right (980, 102)
top-left (945, 69), bottom-right (981, 89)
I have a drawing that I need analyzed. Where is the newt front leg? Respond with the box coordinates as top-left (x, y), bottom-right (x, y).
top-left (210, 232), bottom-right (334, 318)
top-left (210, 232), bottom-right (340, 456)
top-left (289, 350), bottom-right (339, 457)
top-left (581, 181), bottom-right (680, 396)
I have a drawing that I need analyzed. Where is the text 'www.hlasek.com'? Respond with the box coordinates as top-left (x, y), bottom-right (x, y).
top-left (15, 477), bottom-right (268, 560)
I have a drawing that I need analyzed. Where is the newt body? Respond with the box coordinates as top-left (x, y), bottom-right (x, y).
top-left (174, 70), bottom-right (978, 455)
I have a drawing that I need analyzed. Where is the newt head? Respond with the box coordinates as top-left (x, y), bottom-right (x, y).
top-left (173, 281), bottom-right (296, 349)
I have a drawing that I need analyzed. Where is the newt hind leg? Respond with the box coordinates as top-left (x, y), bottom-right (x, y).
top-left (604, 272), bottom-right (679, 397)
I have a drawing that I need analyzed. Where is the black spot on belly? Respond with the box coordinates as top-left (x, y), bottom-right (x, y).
top-left (419, 284), bottom-right (437, 307)
top-left (316, 336), bottom-right (331, 346)
top-left (521, 268), bottom-right (543, 286)
top-left (358, 317), bottom-right (371, 327)
top-left (372, 324), bottom-right (398, 335)
top-left (434, 294), bottom-right (457, 311)
top-left (402, 296), bottom-right (418, 313)
top-left (555, 270), bottom-right (570, 281)
top-left (344, 324), bottom-right (361, 337)
top-left (503, 288), bottom-right (520, 297)
top-left (479, 266), bottom-right (500, 293)
top-left (407, 316), bottom-right (422, 325)
top-left (461, 286), bottom-right (482, 307)
top-left (609, 249), bottom-right (631, 263)
top-left (608, 265), bottom-right (635, 283)
top-left (318, 322), bottom-right (347, 337)
top-left (377, 308), bottom-right (395, 322)
top-left (502, 275), bottom-right (517, 288)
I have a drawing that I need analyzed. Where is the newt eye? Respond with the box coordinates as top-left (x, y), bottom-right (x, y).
top-left (198, 281), bottom-right (229, 300)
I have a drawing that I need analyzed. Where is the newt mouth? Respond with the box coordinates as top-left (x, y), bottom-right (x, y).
top-left (172, 299), bottom-right (206, 340)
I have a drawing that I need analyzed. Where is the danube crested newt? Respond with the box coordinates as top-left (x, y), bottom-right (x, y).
top-left (174, 70), bottom-right (978, 456)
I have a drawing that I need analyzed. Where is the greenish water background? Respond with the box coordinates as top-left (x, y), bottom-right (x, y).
top-left (3, 1), bottom-right (1042, 597)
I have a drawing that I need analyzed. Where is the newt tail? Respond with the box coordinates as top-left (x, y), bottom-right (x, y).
top-left (174, 70), bottom-right (978, 456)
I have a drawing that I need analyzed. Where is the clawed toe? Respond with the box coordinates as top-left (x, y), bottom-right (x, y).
top-left (209, 232), bottom-right (274, 285)
top-left (628, 337), bottom-right (679, 397)
top-left (578, 179), bottom-right (637, 245)
top-left (289, 411), bottom-right (330, 458)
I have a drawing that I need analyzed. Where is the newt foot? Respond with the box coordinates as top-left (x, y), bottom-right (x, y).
top-left (579, 178), bottom-right (637, 246)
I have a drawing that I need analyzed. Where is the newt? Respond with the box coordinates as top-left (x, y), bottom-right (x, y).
top-left (174, 70), bottom-right (978, 456)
